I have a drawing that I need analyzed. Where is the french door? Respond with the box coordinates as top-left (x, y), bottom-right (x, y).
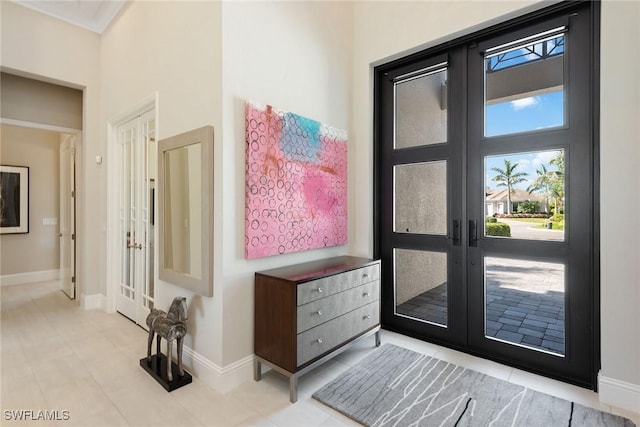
top-left (375, 3), bottom-right (598, 388)
top-left (59, 135), bottom-right (76, 299)
top-left (116, 109), bottom-right (156, 326)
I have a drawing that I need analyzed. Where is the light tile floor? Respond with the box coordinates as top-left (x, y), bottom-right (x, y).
top-left (1, 280), bottom-right (638, 427)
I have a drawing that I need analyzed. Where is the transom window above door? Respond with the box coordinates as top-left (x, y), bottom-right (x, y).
top-left (484, 27), bottom-right (566, 138)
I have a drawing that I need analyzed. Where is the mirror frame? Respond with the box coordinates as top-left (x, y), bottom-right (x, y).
top-left (158, 126), bottom-right (214, 296)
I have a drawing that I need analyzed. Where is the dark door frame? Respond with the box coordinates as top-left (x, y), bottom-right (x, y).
top-left (373, 1), bottom-right (600, 389)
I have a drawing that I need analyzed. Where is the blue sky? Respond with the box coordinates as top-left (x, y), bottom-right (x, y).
top-left (485, 90), bottom-right (564, 191)
top-left (486, 90), bottom-right (564, 137)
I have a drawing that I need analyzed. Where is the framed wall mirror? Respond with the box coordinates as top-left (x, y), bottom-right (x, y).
top-left (158, 126), bottom-right (213, 296)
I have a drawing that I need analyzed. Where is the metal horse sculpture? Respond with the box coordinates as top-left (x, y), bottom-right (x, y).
top-left (146, 297), bottom-right (188, 382)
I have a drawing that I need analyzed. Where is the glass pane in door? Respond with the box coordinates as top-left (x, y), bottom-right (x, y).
top-left (395, 249), bottom-right (448, 327)
top-left (143, 116), bottom-right (155, 310)
top-left (394, 161), bottom-right (447, 235)
top-left (120, 127), bottom-right (135, 301)
top-left (485, 257), bottom-right (565, 355)
top-left (395, 67), bottom-right (447, 148)
top-left (485, 31), bottom-right (565, 137)
top-left (485, 150), bottom-right (564, 241)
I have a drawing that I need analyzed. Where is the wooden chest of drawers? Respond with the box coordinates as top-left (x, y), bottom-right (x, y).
top-left (254, 256), bottom-right (381, 402)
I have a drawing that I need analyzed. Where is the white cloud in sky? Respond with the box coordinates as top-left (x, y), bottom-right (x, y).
top-left (532, 150), bottom-right (561, 168)
top-left (510, 96), bottom-right (540, 110)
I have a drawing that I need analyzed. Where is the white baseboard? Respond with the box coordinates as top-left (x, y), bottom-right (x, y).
top-left (181, 346), bottom-right (254, 394)
top-left (599, 373), bottom-right (640, 414)
top-left (80, 293), bottom-right (106, 310)
top-left (0, 269), bottom-right (60, 287)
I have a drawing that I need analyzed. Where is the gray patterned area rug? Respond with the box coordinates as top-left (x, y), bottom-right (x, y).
top-left (313, 344), bottom-right (635, 427)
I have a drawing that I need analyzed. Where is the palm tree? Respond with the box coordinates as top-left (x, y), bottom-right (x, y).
top-left (550, 152), bottom-right (565, 176)
top-left (491, 159), bottom-right (528, 214)
top-left (527, 164), bottom-right (555, 213)
top-left (549, 153), bottom-right (565, 215)
top-left (526, 153), bottom-right (565, 215)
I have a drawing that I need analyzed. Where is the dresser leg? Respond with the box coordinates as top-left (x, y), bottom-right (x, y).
top-left (254, 359), bottom-right (262, 381)
top-left (289, 375), bottom-right (298, 403)
top-left (375, 330), bottom-right (381, 347)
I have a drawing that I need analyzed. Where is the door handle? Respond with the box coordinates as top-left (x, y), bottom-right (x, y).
top-left (452, 220), bottom-right (461, 246)
top-left (469, 220), bottom-right (478, 247)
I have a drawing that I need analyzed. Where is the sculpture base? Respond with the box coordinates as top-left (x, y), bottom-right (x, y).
top-left (140, 354), bottom-right (192, 392)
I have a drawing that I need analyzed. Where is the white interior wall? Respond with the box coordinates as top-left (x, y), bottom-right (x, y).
top-left (0, 125), bottom-right (60, 275)
top-left (598, 0), bottom-right (640, 408)
top-left (100, 0), bottom-right (224, 367)
top-left (220, 1), bottom-right (354, 365)
top-left (0, 1), bottom-right (101, 298)
top-left (0, 72), bottom-right (83, 130)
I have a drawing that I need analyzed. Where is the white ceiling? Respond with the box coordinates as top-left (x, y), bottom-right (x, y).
top-left (12, 0), bottom-right (127, 34)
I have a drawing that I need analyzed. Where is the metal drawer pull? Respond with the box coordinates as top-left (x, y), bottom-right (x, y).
top-left (316, 338), bottom-right (323, 344)
top-left (316, 310), bottom-right (323, 316)
top-left (316, 287), bottom-right (323, 293)
top-left (362, 273), bottom-right (369, 279)
top-left (363, 292), bottom-right (370, 297)
top-left (363, 315), bottom-right (371, 320)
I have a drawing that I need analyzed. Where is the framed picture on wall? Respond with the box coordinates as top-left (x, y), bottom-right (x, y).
top-left (0, 165), bottom-right (29, 234)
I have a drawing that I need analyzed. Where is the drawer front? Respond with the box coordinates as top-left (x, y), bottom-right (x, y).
top-left (297, 281), bottom-right (379, 334)
top-left (297, 263), bottom-right (380, 306)
top-left (297, 301), bottom-right (380, 367)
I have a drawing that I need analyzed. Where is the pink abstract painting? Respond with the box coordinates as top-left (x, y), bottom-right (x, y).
top-left (245, 102), bottom-right (347, 259)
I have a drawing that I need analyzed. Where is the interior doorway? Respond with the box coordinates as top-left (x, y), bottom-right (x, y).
top-left (0, 122), bottom-right (80, 297)
top-left (375, 2), bottom-right (598, 389)
top-left (0, 72), bottom-right (84, 300)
